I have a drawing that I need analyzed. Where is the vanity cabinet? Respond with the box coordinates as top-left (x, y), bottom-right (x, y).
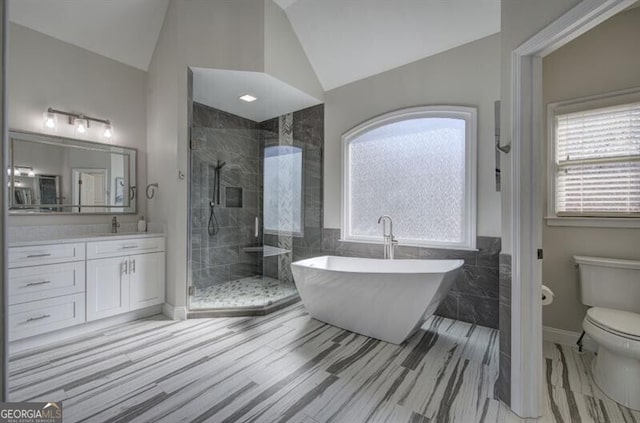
top-left (9, 234), bottom-right (166, 342)
top-left (86, 250), bottom-right (165, 321)
top-left (8, 244), bottom-right (86, 342)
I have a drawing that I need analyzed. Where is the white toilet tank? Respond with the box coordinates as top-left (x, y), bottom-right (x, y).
top-left (574, 256), bottom-right (640, 313)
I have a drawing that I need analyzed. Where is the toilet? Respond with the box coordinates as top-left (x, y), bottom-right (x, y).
top-left (575, 256), bottom-right (640, 410)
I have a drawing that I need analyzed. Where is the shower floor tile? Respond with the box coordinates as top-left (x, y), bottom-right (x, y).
top-left (190, 275), bottom-right (298, 309)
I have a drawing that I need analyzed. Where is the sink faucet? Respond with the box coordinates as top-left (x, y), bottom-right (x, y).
top-left (111, 216), bottom-right (120, 234)
top-left (377, 215), bottom-right (398, 259)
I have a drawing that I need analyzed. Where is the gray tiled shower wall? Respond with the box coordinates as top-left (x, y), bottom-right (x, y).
top-left (190, 102), bottom-right (324, 290)
top-left (260, 105), bottom-right (324, 281)
top-left (294, 229), bottom-right (502, 329)
top-left (190, 103), bottom-right (263, 289)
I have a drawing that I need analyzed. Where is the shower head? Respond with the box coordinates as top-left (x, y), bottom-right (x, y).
top-left (215, 160), bottom-right (227, 171)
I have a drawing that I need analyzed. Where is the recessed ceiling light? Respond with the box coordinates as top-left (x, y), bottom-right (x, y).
top-left (239, 94), bottom-right (257, 103)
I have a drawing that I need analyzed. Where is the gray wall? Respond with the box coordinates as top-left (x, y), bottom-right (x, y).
top-left (323, 33), bottom-right (501, 238)
top-left (7, 23), bottom-right (148, 226)
top-left (190, 103), bottom-right (262, 290)
top-left (542, 7), bottom-right (640, 333)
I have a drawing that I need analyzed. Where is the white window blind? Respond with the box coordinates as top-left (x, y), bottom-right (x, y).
top-left (555, 101), bottom-right (640, 216)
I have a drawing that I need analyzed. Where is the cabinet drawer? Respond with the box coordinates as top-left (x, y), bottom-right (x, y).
top-left (9, 261), bottom-right (85, 305)
top-left (9, 293), bottom-right (85, 341)
top-left (9, 243), bottom-right (85, 268)
top-left (86, 237), bottom-right (165, 259)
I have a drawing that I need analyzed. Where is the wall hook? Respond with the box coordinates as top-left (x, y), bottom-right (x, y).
top-left (496, 140), bottom-right (511, 154)
top-left (494, 100), bottom-right (511, 154)
top-left (146, 183), bottom-right (159, 199)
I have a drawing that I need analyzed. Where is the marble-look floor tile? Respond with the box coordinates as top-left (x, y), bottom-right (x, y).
top-left (8, 303), bottom-right (638, 423)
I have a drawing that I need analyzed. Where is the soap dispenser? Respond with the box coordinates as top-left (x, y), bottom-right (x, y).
top-left (137, 216), bottom-right (147, 232)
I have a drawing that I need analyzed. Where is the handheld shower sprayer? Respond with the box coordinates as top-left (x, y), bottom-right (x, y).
top-left (208, 160), bottom-right (227, 236)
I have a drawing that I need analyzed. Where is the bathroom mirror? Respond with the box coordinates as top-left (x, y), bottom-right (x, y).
top-left (9, 130), bottom-right (137, 214)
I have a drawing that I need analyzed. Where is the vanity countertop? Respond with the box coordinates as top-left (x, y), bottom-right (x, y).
top-left (9, 231), bottom-right (165, 248)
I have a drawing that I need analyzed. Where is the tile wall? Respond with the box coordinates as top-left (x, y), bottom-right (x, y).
top-left (261, 104), bottom-right (325, 283)
top-left (496, 253), bottom-right (512, 405)
top-left (190, 103), bottom-right (262, 290)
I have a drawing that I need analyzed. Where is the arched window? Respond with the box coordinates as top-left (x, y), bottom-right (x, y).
top-left (341, 106), bottom-right (477, 249)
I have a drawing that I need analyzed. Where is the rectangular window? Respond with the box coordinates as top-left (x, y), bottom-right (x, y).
top-left (342, 106), bottom-right (477, 249)
top-left (264, 145), bottom-right (303, 235)
top-left (553, 101), bottom-right (640, 217)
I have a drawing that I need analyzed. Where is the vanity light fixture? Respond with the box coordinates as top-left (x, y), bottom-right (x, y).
top-left (45, 107), bottom-right (113, 139)
top-left (239, 94), bottom-right (257, 103)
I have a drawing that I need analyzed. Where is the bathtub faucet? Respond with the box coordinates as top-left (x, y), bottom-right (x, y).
top-left (377, 215), bottom-right (398, 259)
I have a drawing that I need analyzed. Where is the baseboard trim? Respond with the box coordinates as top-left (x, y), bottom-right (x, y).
top-left (9, 305), bottom-right (163, 354)
top-left (543, 326), bottom-right (597, 352)
top-left (162, 303), bottom-right (187, 320)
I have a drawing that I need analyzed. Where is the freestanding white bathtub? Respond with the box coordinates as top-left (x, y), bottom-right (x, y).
top-left (291, 256), bottom-right (463, 344)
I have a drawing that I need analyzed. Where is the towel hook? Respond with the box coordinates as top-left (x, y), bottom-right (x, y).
top-left (494, 100), bottom-right (511, 154)
top-left (146, 183), bottom-right (158, 199)
top-left (496, 141), bottom-right (511, 154)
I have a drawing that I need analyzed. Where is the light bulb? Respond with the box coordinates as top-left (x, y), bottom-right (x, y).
top-left (45, 112), bottom-right (56, 129)
top-left (7, 168), bottom-right (11, 176)
top-left (13, 168), bottom-right (21, 176)
top-left (75, 118), bottom-right (88, 134)
top-left (28, 169), bottom-right (35, 177)
top-left (103, 123), bottom-right (113, 139)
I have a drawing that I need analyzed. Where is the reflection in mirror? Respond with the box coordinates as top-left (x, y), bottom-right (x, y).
top-left (9, 130), bottom-right (137, 214)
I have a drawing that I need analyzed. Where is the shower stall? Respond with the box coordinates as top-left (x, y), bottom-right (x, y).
top-left (188, 69), bottom-right (323, 314)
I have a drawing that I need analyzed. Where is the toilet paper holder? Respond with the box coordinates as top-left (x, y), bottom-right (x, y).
top-left (542, 285), bottom-right (554, 305)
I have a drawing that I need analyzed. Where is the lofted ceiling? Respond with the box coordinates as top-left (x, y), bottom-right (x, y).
top-left (192, 68), bottom-right (323, 123)
top-left (275, 0), bottom-right (501, 90)
top-left (8, 0), bottom-right (170, 71)
top-left (8, 0), bottom-right (501, 90)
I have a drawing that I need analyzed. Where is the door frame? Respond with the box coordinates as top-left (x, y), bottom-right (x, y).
top-left (509, 0), bottom-right (637, 417)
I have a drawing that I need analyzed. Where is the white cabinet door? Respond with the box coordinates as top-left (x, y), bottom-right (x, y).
top-left (129, 252), bottom-right (165, 310)
top-left (87, 256), bottom-right (130, 321)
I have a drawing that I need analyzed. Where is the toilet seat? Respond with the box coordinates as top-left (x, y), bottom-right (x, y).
top-left (586, 307), bottom-right (640, 341)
